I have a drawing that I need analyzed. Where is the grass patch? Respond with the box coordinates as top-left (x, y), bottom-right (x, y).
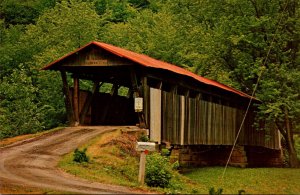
top-left (0, 127), bottom-right (65, 147)
top-left (58, 129), bottom-right (203, 194)
top-left (184, 167), bottom-right (300, 194)
top-left (58, 130), bottom-right (141, 187)
top-left (58, 129), bottom-right (300, 194)
top-left (294, 134), bottom-right (300, 160)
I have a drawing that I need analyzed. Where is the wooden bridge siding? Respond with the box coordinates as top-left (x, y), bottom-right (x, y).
top-left (160, 90), bottom-right (279, 149)
top-left (162, 91), bottom-right (181, 144)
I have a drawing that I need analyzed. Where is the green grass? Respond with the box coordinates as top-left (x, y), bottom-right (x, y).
top-left (58, 130), bottom-right (144, 188)
top-left (295, 134), bottom-right (300, 160)
top-left (58, 130), bottom-right (300, 194)
top-left (58, 130), bottom-right (202, 194)
top-left (184, 167), bottom-right (300, 194)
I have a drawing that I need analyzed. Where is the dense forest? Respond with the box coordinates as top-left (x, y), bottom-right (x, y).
top-left (0, 0), bottom-right (299, 167)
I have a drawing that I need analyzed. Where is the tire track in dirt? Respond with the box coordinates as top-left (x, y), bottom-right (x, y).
top-left (0, 126), bottom-right (145, 194)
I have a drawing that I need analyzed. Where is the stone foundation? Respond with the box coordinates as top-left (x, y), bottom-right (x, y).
top-left (245, 146), bottom-right (283, 167)
top-left (170, 145), bottom-right (283, 168)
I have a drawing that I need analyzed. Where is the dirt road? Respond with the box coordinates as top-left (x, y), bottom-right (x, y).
top-left (0, 126), bottom-right (143, 194)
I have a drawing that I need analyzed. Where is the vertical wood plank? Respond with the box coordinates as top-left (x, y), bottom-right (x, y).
top-left (142, 77), bottom-right (150, 128)
top-left (130, 69), bottom-right (146, 128)
top-left (73, 77), bottom-right (80, 125)
top-left (207, 100), bottom-right (212, 144)
top-left (150, 88), bottom-right (162, 143)
top-left (162, 91), bottom-right (166, 142)
top-left (180, 96), bottom-right (185, 145)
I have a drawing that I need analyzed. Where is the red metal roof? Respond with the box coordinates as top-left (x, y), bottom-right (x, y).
top-left (42, 41), bottom-right (254, 100)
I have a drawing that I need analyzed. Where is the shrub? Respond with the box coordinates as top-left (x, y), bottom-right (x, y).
top-left (73, 148), bottom-right (89, 163)
top-left (138, 134), bottom-right (149, 142)
top-left (172, 160), bottom-right (180, 170)
top-left (145, 152), bottom-right (172, 188)
top-left (161, 148), bottom-right (170, 156)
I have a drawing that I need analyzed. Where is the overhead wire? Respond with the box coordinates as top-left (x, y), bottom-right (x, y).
top-left (220, 0), bottom-right (290, 180)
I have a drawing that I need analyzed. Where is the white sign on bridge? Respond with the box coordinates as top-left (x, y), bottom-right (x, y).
top-left (134, 97), bottom-right (143, 112)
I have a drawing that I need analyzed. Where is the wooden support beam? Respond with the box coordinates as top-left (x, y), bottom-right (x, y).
top-left (130, 69), bottom-right (146, 128)
top-left (130, 69), bottom-right (139, 97)
top-left (196, 93), bottom-right (202, 101)
top-left (142, 77), bottom-right (149, 128)
top-left (180, 96), bottom-right (185, 145)
top-left (79, 81), bottom-right (102, 124)
top-left (60, 71), bottom-right (75, 126)
top-left (170, 85), bottom-right (178, 94)
top-left (185, 89), bottom-right (190, 98)
top-left (110, 83), bottom-right (119, 96)
top-left (73, 77), bottom-right (80, 125)
top-left (157, 81), bottom-right (162, 90)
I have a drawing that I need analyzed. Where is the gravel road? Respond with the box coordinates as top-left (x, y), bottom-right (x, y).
top-left (0, 126), bottom-right (144, 194)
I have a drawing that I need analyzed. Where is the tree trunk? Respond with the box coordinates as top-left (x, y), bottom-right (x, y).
top-left (284, 108), bottom-right (300, 168)
top-left (287, 144), bottom-right (299, 168)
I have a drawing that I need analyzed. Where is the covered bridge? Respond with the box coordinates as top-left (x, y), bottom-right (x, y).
top-left (42, 41), bottom-right (282, 167)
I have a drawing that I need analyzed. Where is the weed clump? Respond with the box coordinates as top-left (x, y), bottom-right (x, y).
top-left (209, 187), bottom-right (223, 195)
top-left (138, 134), bottom-right (149, 142)
top-left (110, 133), bottom-right (139, 157)
top-left (73, 148), bottom-right (89, 163)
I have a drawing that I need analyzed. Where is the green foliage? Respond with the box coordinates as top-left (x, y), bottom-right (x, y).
top-left (145, 152), bottom-right (172, 188)
top-left (0, 66), bottom-right (42, 138)
top-left (161, 148), bottom-right (170, 156)
top-left (0, 0), bottom-right (57, 26)
top-left (0, 0), bottom-right (101, 138)
top-left (171, 160), bottom-right (180, 170)
top-left (0, 0), bottom-right (299, 168)
top-left (138, 134), bottom-right (149, 142)
top-left (73, 148), bottom-right (89, 163)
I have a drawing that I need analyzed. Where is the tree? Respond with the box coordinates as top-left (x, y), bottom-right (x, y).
top-left (176, 0), bottom-right (300, 167)
top-left (0, 65), bottom-right (42, 138)
top-left (0, 0), bottom-right (57, 26)
top-left (113, 0), bottom-right (299, 167)
top-left (0, 0), bottom-right (102, 137)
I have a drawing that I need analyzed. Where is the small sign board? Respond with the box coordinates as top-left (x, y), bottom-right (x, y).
top-left (85, 59), bottom-right (108, 66)
top-left (134, 97), bottom-right (143, 112)
top-left (136, 142), bottom-right (156, 152)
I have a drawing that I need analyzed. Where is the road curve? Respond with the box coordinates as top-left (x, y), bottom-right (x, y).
top-left (0, 126), bottom-right (144, 194)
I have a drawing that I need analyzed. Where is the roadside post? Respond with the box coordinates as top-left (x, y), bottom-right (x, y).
top-left (136, 142), bottom-right (156, 184)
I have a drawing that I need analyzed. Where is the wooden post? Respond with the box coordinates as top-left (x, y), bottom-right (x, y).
top-left (138, 151), bottom-right (146, 184)
top-left (79, 81), bottom-right (102, 124)
top-left (136, 142), bottom-right (155, 185)
top-left (130, 69), bottom-right (146, 128)
top-left (60, 71), bottom-right (75, 126)
top-left (142, 77), bottom-right (149, 128)
top-left (73, 77), bottom-right (80, 125)
top-left (180, 95), bottom-right (185, 145)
